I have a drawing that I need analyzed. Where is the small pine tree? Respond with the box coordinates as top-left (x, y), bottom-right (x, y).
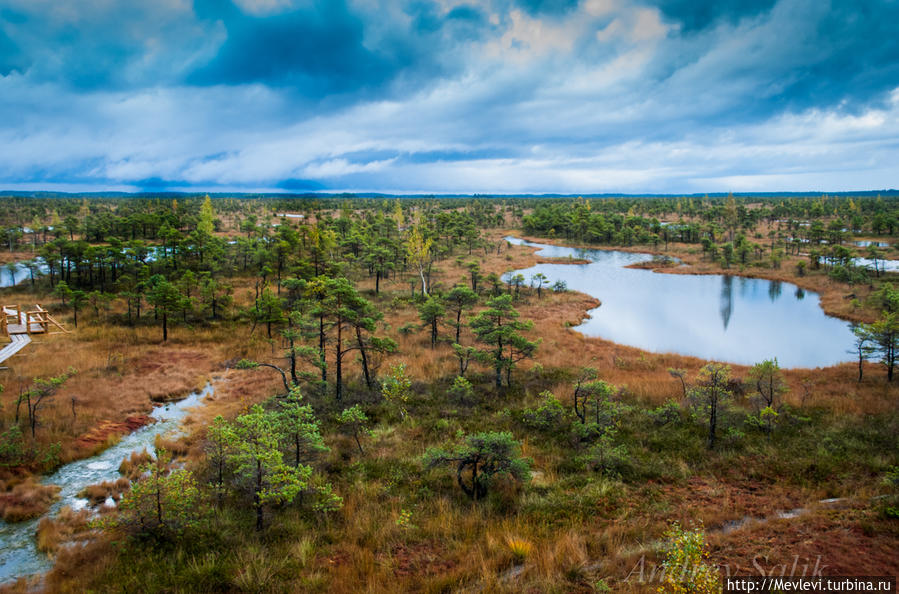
top-left (424, 431), bottom-right (531, 500)
top-left (115, 450), bottom-right (203, 540)
top-left (470, 294), bottom-right (539, 389)
top-left (336, 405), bottom-right (370, 454)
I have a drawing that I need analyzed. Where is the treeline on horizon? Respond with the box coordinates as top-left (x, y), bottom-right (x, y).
top-left (2, 188), bottom-right (898, 199)
top-left (6, 193), bottom-right (899, 248)
top-left (4, 191), bottom-right (899, 221)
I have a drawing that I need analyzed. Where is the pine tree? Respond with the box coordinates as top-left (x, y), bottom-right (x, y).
top-left (146, 275), bottom-right (182, 341)
top-left (229, 404), bottom-right (309, 530)
top-left (470, 294), bottom-right (538, 388)
top-left (418, 295), bottom-right (445, 348)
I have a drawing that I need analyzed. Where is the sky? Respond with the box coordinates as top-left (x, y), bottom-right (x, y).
top-left (0, 0), bottom-right (897, 195)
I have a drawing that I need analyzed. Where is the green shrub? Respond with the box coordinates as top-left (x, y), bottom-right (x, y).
top-left (520, 391), bottom-right (567, 432)
top-left (0, 426), bottom-right (27, 467)
top-left (448, 375), bottom-right (475, 403)
top-left (580, 434), bottom-right (631, 478)
top-left (659, 523), bottom-right (721, 593)
top-left (112, 451), bottom-right (205, 540)
top-left (650, 400), bottom-right (682, 426)
top-left (882, 466), bottom-right (899, 519)
top-left (424, 431), bottom-right (532, 500)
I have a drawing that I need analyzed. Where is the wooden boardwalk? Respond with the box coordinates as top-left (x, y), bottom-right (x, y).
top-left (0, 334), bottom-right (32, 366)
top-left (0, 304), bottom-right (67, 367)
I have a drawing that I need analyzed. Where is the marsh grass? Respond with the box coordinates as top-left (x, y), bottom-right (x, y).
top-left (2, 227), bottom-right (898, 591)
top-left (0, 478), bottom-right (60, 522)
top-left (35, 506), bottom-right (92, 554)
top-left (77, 477), bottom-right (130, 506)
top-left (61, 364), bottom-right (899, 591)
top-left (118, 449), bottom-right (153, 480)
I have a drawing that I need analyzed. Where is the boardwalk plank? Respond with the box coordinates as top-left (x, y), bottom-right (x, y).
top-left (0, 334), bottom-right (32, 365)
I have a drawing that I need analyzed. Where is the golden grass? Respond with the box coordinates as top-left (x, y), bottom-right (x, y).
top-left (504, 535), bottom-right (534, 563)
top-left (77, 477), bottom-right (130, 506)
top-left (0, 478), bottom-right (60, 522)
top-left (0, 287), bottom-right (236, 466)
top-left (153, 435), bottom-right (189, 458)
top-left (230, 547), bottom-right (289, 592)
top-left (147, 224), bottom-right (899, 435)
top-left (36, 506), bottom-right (92, 554)
top-left (118, 449), bottom-right (153, 480)
top-left (42, 538), bottom-right (114, 594)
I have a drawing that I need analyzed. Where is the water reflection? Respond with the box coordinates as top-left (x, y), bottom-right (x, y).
top-left (0, 260), bottom-right (49, 288)
top-left (505, 237), bottom-right (856, 368)
top-left (720, 276), bottom-right (733, 330)
top-left (768, 280), bottom-right (782, 302)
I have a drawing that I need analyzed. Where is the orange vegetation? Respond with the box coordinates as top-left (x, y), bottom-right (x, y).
top-left (73, 415), bottom-right (150, 452)
top-left (0, 478), bottom-right (60, 522)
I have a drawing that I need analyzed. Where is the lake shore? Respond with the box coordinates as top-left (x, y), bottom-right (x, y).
top-left (506, 232), bottom-right (881, 324)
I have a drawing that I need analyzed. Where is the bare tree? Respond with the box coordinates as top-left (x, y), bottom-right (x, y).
top-left (20, 369), bottom-right (76, 438)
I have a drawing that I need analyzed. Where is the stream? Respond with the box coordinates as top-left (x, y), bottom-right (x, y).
top-left (0, 382), bottom-right (215, 584)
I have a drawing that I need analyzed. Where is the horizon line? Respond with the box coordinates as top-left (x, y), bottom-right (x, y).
top-left (2, 189), bottom-right (898, 199)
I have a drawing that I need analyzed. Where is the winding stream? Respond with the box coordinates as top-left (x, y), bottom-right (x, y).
top-left (0, 383), bottom-right (215, 583)
top-left (506, 237), bottom-right (857, 368)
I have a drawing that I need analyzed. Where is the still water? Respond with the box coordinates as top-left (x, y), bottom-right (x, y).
top-left (0, 263), bottom-right (37, 288)
top-left (506, 237), bottom-right (856, 368)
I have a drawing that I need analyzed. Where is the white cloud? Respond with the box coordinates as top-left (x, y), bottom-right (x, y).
top-left (302, 158), bottom-right (397, 178)
top-left (583, 0), bottom-right (616, 18)
top-left (232, 0), bottom-right (312, 16)
top-left (596, 19), bottom-right (622, 42)
top-left (0, 0), bottom-right (896, 194)
top-left (2, 74), bottom-right (898, 193)
top-left (630, 8), bottom-right (667, 42)
top-left (486, 9), bottom-right (579, 61)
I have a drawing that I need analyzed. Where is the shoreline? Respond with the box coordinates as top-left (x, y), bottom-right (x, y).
top-left (506, 233), bottom-right (880, 325)
top-left (501, 232), bottom-right (862, 373)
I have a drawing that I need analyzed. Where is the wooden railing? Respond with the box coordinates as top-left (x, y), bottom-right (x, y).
top-left (1, 305), bottom-right (17, 336)
top-left (2, 304), bottom-right (68, 336)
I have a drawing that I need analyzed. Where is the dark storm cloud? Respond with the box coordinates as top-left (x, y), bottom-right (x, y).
top-left (189, 0), bottom-right (399, 94)
top-left (0, 29), bottom-right (25, 76)
top-left (632, 0), bottom-right (899, 134)
top-left (0, 0), bottom-right (488, 96)
top-left (649, 0), bottom-right (778, 32)
top-left (189, 0), bottom-right (491, 100)
top-left (515, 0), bottom-right (580, 15)
top-left (781, 0), bottom-right (899, 111)
top-left (0, 0), bottom-right (216, 89)
top-left (277, 178), bottom-right (327, 191)
top-left (0, 8), bottom-right (30, 75)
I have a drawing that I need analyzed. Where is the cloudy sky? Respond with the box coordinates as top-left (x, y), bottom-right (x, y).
top-left (1, 0), bottom-right (897, 194)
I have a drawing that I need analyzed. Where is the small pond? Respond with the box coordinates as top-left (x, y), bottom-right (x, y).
top-left (506, 237), bottom-right (857, 368)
